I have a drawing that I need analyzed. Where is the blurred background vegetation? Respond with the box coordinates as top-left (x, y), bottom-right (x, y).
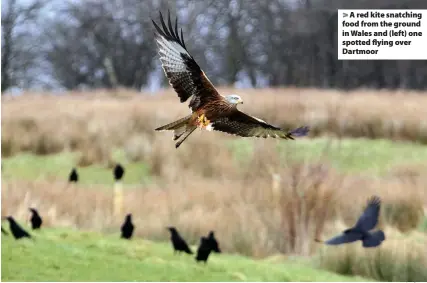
top-left (2, 0), bottom-right (427, 93)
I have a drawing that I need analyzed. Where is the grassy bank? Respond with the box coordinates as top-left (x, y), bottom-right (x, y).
top-left (1, 227), bottom-right (367, 282)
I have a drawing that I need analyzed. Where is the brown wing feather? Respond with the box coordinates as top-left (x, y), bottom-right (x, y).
top-left (152, 11), bottom-right (222, 112)
top-left (211, 110), bottom-right (310, 139)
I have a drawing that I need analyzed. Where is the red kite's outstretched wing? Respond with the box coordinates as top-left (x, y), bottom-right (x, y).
top-left (152, 11), bottom-right (223, 112)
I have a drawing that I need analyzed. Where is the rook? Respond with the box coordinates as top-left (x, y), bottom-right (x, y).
top-left (120, 213), bottom-right (134, 239)
top-left (167, 227), bottom-right (193, 254)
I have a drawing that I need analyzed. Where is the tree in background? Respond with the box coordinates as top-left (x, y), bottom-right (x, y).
top-left (2, 0), bottom-right (427, 92)
top-left (1, 0), bottom-right (47, 93)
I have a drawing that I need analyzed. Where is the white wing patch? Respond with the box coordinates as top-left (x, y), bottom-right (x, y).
top-left (156, 36), bottom-right (191, 73)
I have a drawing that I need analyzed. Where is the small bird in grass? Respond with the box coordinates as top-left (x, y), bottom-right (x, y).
top-left (167, 227), bottom-right (193, 254)
top-left (68, 167), bottom-right (78, 183)
top-left (1, 226), bottom-right (8, 235)
top-left (317, 196), bottom-right (385, 248)
top-left (29, 208), bottom-right (43, 230)
top-left (113, 163), bottom-right (125, 182)
top-left (120, 213), bottom-right (134, 240)
top-left (195, 236), bottom-right (213, 263)
top-left (207, 231), bottom-right (221, 253)
top-left (6, 216), bottom-right (32, 240)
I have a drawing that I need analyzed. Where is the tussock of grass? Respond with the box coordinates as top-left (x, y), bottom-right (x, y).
top-left (1, 228), bottom-right (367, 282)
top-left (383, 195), bottom-right (424, 233)
top-left (317, 237), bottom-right (427, 281)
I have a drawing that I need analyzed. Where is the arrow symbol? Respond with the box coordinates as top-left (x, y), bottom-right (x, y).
top-left (343, 12), bottom-right (348, 17)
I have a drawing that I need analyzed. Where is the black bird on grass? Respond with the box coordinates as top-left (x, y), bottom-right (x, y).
top-left (6, 216), bottom-right (32, 240)
top-left (167, 227), bottom-right (193, 254)
top-left (113, 163), bottom-right (125, 182)
top-left (317, 196), bottom-right (385, 248)
top-left (68, 167), bottom-right (78, 183)
top-left (207, 231), bottom-right (221, 253)
top-left (29, 208), bottom-right (43, 230)
top-left (195, 236), bottom-right (213, 263)
top-left (120, 213), bottom-right (134, 239)
top-left (1, 226), bottom-right (8, 235)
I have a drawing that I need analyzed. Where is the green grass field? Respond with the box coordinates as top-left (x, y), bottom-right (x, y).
top-left (1, 151), bottom-right (152, 185)
top-left (3, 138), bottom-right (427, 184)
top-left (230, 137), bottom-right (427, 174)
top-left (1, 227), bottom-right (368, 282)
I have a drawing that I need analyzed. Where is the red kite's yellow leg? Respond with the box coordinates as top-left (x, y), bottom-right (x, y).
top-left (197, 114), bottom-right (211, 128)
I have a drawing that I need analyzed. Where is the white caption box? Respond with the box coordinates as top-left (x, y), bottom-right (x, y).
top-left (338, 9), bottom-right (427, 60)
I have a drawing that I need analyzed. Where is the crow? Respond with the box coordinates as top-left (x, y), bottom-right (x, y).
top-left (113, 163), bottom-right (125, 182)
top-left (1, 226), bottom-right (8, 235)
top-left (6, 216), bottom-right (32, 240)
top-left (195, 236), bottom-right (212, 263)
top-left (29, 208), bottom-right (43, 230)
top-left (166, 227), bottom-right (193, 254)
top-left (68, 167), bottom-right (78, 183)
top-left (120, 213), bottom-right (134, 239)
top-left (318, 196), bottom-right (385, 248)
top-left (207, 231), bottom-right (221, 253)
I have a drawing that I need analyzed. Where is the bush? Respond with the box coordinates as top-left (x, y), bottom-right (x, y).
top-left (277, 162), bottom-right (340, 255)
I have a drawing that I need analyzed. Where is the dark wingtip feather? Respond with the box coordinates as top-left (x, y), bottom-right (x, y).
top-left (180, 28), bottom-right (187, 49)
top-left (290, 126), bottom-right (310, 137)
top-left (152, 10), bottom-right (188, 52)
top-left (367, 195), bottom-right (381, 206)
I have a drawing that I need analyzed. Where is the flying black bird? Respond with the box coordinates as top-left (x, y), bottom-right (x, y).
top-left (167, 227), bottom-right (193, 254)
top-left (113, 163), bottom-right (125, 181)
top-left (68, 167), bottom-right (78, 183)
top-left (319, 196), bottom-right (385, 248)
top-left (6, 216), bottom-right (32, 240)
top-left (1, 226), bottom-right (8, 235)
top-left (207, 231), bottom-right (221, 253)
top-left (195, 236), bottom-right (213, 263)
top-left (120, 213), bottom-right (134, 239)
top-left (29, 208), bottom-right (43, 230)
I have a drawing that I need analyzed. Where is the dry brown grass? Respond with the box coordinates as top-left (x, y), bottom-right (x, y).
top-left (2, 88), bottom-right (427, 159)
top-left (1, 88), bottom-right (427, 263)
top-left (318, 231), bottom-right (427, 281)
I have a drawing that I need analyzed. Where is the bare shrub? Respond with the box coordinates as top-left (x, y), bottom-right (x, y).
top-left (277, 163), bottom-right (340, 255)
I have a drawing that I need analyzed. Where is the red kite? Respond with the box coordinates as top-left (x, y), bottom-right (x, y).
top-left (152, 12), bottom-right (309, 148)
